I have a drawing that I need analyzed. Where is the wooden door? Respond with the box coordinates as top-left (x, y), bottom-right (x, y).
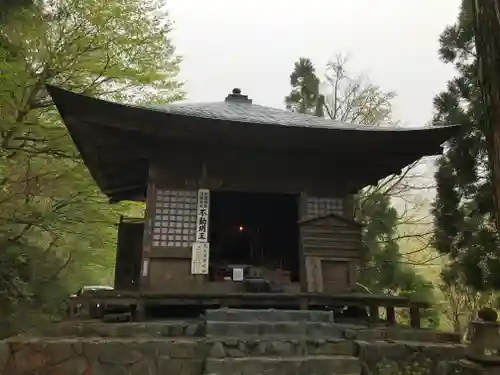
top-left (114, 221), bottom-right (144, 291)
top-left (321, 260), bottom-right (350, 294)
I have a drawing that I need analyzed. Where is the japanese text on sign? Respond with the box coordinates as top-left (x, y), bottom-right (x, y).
top-left (196, 189), bottom-right (210, 242)
top-left (191, 242), bottom-right (209, 275)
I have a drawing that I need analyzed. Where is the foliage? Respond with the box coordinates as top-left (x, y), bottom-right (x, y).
top-left (0, 0), bottom-right (183, 337)
top-left (438, 265), bottom-right (496, 335)
top-left (432, 0), bottom-right (500, 290)
top-left (285, 57), bottom-right (437, 320)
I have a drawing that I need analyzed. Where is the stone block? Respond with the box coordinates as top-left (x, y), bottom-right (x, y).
top-left (97, 342), bottom-right (143, 365)
top-left (91, 362), bottom-right (128, 375)
top-left (158, 357), bottom-right (203, 375)
top-left (205, 355), bottom-right (360, 375)
top-left (205, 308), bottom-right (334, 323)
top-left (305, 338), bottom-right (355, 356)
top-left (206, 321), bottom-right (307, 337)
top-left (205, 321), bottom-right (345, 338)
top-left (306, 322), bottom-right (344, 337)
top-left (168, 340), bottom-right (203, 359)
top-left (356, 340), bottom-right (466, 375)
top-left (206, 337), bottom-right (355, 358)
top-left (45, 357), bottom-right (88, 375)
top-left (34, 320), bottom-right (205, 338)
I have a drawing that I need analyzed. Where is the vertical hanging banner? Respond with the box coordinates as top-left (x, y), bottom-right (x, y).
top-left (196, 189), bottom-right (210, 242)
top-left (192, 189), bottom-right (210, 275)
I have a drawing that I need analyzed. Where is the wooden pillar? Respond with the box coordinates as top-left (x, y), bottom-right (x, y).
top-left (298, 192), bottom-right (308, 293)
top-left (386, 306), bottom-right (396, 325)
top-left (140, 167), bottom-right (155, 292)
top-left (299, 296), bottom-right (308, 310)
top-left (369, 305), bottom-right (380, 322)
top-left (133, 299), bottom-right (146, 321)
top-left (410, 305), bottom-right (421, 329)
top-left (67, 299), bottom-right (76, 319)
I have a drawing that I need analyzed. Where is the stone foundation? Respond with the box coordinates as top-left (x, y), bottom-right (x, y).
top-left (0, 335), bottom-right (468, 375)
top-left (0, 338), bottom-right (205, 375)
top-left (356, 340), bottom-right (465, 375)
top-left (36, 320), bottom-right (205, 338)
top-left (0, 309), bottom-right (470, 375)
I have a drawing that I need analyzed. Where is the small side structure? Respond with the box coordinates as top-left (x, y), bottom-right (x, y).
top-left (47, 86), bottom-right (460, 323)
top-left (299, 213), bottom-right (362, 294)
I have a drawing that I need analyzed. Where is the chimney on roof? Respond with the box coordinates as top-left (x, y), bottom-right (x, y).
top-left (225, 88), bottom-right (252, 104)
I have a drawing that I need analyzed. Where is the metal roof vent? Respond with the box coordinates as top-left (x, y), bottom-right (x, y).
top-left (225, 88), bottom-right (252, 104)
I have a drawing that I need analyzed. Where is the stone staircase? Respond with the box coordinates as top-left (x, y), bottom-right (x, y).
top-left (204, 308), bottom-right (361, 375)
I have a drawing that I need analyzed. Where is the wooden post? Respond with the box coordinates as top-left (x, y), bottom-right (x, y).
top-left (471, 0), bottom-right (500, 234)
top-left (410, 305), bottom-right (421, 329)
top-left (386, 306), bottom-right (396, 325)
top-left (67, 299), bottom-right (76, 319)
top-left (299, 296), bottom-right (308, 310)
top-left (298, 192), bottom-right (308, 293)
top-left (369, 305), bottom-right (380, 322)
top-left (134, 299), bottom-right (146, 321)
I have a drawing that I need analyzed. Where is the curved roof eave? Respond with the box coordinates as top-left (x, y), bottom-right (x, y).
top-left (47, 84), bottom-right (460, 134)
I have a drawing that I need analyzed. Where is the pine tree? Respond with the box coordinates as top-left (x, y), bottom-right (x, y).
top-left (433, 0), bottom-right (500, 290)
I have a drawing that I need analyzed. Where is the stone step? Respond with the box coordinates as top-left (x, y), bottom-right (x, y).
top-left (205, 308), bottom-right (334, 323)
top-left (205, 321), bottom-right (344, 338)
top-left (207, 337), bottom-right (355, 358)
top-left (204, 355), bottom-right (361, 375)
top-left (39, 320), bottom-right (205, 337)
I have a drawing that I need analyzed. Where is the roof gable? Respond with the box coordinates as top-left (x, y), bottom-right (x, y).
top-left (298, 212), bottom-right (363, 227)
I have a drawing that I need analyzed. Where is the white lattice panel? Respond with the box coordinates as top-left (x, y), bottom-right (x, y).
top-left (306, 196), bottom-right (344, 218)
top-left (151, 189), bottom-right (197, 248)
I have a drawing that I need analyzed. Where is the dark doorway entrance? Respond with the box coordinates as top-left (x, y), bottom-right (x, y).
top-left (114, 218), bottom-right (143, 290)
top-left (209, 191), bottom-right (300, 281)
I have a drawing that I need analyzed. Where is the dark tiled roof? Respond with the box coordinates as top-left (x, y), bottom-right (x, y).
top-left (138, 88), bottom-right (454, 132)
top-left (143, 101), bottom-right (362, 129)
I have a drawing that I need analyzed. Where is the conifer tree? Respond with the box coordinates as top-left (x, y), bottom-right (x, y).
top-left (433, 0), bottom-right (500, 289)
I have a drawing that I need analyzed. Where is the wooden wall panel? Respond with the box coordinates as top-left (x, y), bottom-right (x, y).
top-left (321, 260), bottom-right (352, 293)
top-left (142, 179), bottom-right (207, 291)
top-left (148, 258), bottom-right (194, 291)
top-left (300, 216), bottom-right (362, 257)
top-left (305, 257), bottom-right (323, 293)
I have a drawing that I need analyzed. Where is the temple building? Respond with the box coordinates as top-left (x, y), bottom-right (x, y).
top-left (48, 85), bottom-right (459, 317)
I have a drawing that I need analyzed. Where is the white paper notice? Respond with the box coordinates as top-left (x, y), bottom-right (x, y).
top-left (191, 242), bottom-right (210, 275)
top-left (232, 267), bottom-right (244, 281)
top-left (142, 258), bottom-right (149, 277)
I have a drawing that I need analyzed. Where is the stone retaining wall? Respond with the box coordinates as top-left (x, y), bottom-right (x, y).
top-left (0, 338), bottom-right (205, 375)
top-left (356, 340), bottom-right (466, 375)
top-left (36, 320), bottom-right (205, 338)
top-left (1, 336), bottom-right (470, 375)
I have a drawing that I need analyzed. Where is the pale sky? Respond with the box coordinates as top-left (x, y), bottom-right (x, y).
top-left (167, 0), bottom-right (461, 127)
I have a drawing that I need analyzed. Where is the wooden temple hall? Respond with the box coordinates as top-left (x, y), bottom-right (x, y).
top-left (48, 85), bottom-right (459, 319)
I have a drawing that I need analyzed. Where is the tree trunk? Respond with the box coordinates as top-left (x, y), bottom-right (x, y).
top-left (472, 0), bottom-right (500, 235)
